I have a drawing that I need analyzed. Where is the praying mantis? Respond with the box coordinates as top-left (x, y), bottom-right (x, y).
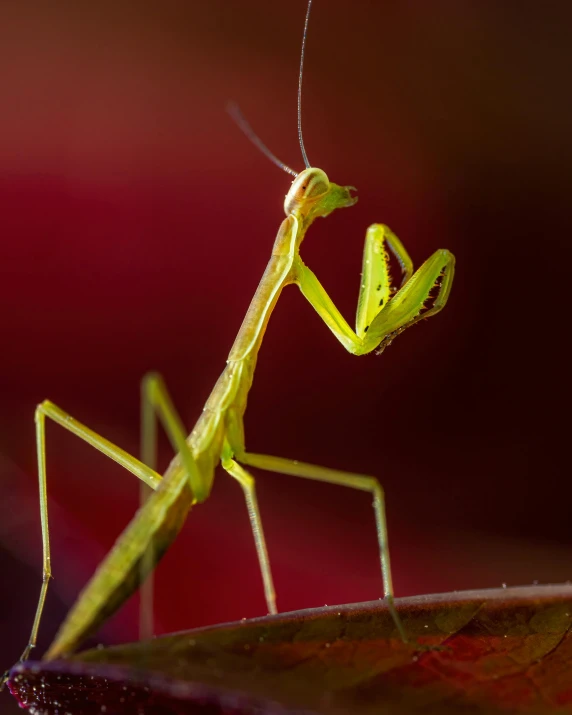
top-left (3, 0), bottom-right (454, 685)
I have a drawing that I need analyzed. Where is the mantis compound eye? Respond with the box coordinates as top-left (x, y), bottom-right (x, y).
top-left (284, 167), bottom-right (330, 215)
top-left (294, 168), bottom-right (330, 201)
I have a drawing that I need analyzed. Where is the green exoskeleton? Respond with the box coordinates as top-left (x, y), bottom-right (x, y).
top-left (3, 0), bottom-right (454, 683)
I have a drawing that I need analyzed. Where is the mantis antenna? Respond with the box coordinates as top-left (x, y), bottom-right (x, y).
top-left (297, 0), bottom-right (312, 169)
top-left (226, 101), bottom-right (298, 177)
top-left (228, 0), bottom-right (315, 175)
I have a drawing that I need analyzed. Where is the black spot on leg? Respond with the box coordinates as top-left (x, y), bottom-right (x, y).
top-left (376, 284), bottom-right (381, 291)
top-left (364, 325), bottom-right (369, 333)
top-left (379, 298), bottom-right (384, 307)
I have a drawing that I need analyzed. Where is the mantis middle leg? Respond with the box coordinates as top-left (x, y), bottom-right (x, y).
top-left (237, 450), bottom-right (408, 642)
top-left (221, 457), bottom-right (277, 615)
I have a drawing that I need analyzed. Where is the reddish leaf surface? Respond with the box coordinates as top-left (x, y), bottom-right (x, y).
top-left (8, 585), bottom-right (572, 714)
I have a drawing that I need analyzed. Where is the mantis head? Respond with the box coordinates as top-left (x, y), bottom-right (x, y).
top-left (230, 4), bottom-right (357, 225)
top-left (284, 167), bottom-right (357, 221)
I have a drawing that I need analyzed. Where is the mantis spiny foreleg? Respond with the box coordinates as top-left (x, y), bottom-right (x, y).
top-left (295, 225), bottom-right (454, 356)
top-left (365, 248), bottom-right (455, 354)
top-left (356, 224), bottom-right (414, 338)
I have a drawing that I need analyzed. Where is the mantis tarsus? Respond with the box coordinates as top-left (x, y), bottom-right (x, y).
top-left (4, 0), bottom-right (454, 681)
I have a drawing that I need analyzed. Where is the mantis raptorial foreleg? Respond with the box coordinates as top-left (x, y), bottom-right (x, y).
top-left (364, 248), bottom-right (455, 348)
top-left (221, 458), bottom-right (277, 615)
top-left (295, 225), bottom-right (455, 355)
top-left (22, 401), bottom-right (164, 664)
top-left (238, 451), bottom-right (408, 643)
top-left (356, 224), bottom-right (413, 336)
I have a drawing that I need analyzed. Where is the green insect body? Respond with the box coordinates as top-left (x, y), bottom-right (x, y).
top-left (2, 0), bottom-right (454, 684)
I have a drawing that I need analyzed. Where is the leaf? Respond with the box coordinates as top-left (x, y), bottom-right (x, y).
top-left (8, 584), bottom-right (572, 714)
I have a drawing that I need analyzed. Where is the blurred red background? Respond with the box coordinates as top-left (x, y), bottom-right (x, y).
top-left (1, 0), bottom-right (571, 702)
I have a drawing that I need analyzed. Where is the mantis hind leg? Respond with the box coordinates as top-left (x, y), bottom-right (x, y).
top-left (139, 371), bottom-right (210, 641)
top-left (139, 375), bottom-right (160, 641)
top-left (13, 373), bottom-right (199, 667)
top-left (20, 401), bottom-right (163, 666)
top-left (237, 451), bottom-right (408, 643)
top-left (43, 374), bottom-right (200, 661)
